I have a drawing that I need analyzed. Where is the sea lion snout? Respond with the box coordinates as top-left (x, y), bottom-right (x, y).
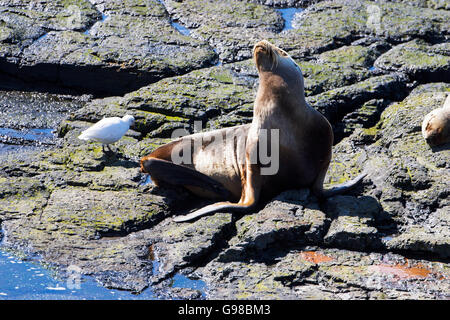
top-left (253, 40), bottom-right (292, 72)
top-left (253, 40), bottom-right (270, 53)
top-left (422, 109), bottom-right (448, 146)
top-left (424, 130), bottom-right (443, 146)
top-left (421, 95), bottom-right (450, 147)
top-left (425, 134), bottom-right (437, 146)
top-left (253, 40), bottom-right (278, 71)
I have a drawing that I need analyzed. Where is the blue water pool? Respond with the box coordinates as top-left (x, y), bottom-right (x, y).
top-left (0, 248), bottom-right (156, 300)
top-left (277, 8), bottom-right (304, 31)
top-left (0, 247), bottom-right (207, 300)
top-left (0, 225), bottom-right (206, 300)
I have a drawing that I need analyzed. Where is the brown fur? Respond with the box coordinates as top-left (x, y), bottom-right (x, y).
top-left (140, 40), bottom-right (365, 222)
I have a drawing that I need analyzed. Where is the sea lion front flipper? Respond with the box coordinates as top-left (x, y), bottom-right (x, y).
top-left (141, 157), bottom-right (231, 199)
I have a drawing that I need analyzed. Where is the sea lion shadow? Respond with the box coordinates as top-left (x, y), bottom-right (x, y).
top-left (430, 142), bottom-right (450, 152)
top-left (107, 157), bottom-right (138, 168)
top-left (216, 188), bottom-right (400, 265)
top-left (144, 181), bottom-right (211, 213)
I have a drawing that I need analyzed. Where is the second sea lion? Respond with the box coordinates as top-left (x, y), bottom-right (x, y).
top-left (422, 94), bottom-right (450, 147)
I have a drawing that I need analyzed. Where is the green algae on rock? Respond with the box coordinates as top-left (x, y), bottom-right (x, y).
top-left (374, 39), bottom-right (450, 82)
top-left (1, 0), bottom-right (450, 300)
top-left (199, 248), bottom-right (450, 299)
top-left (0, 0), bottom-right (216, 95)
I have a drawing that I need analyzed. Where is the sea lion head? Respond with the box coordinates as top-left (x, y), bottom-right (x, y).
top-left (252, 40), bottom-right (305, 96)
top-left (253, 40), bottom-right (288, 71)
top-left (421, 108), bottom-right (450, 147)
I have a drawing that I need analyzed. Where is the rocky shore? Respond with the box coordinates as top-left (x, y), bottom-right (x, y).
top-left (0, 0), bottom-right (449, 299)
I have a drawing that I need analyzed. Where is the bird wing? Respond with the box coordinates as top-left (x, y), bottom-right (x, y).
top-left (79, 117), bottom-right (122, 142)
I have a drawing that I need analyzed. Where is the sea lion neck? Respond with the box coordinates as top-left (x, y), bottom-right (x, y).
top-left (254, 70), bottom-right (308, 117)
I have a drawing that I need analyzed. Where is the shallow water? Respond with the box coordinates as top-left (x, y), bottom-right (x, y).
top-left (84, 13), bottom-right (110, 35)
top-left (0, 227), bottom-right (206, 300)
top-left (0, 128), bottom-right (54, 143)
top-left (0, 246), bottom-right (206, 300)
top-left (0, 248), bottom-right (151, 300)
top-left (277, 8), bottom-right (304, 31)
top-left (140, 174), bottom-right (153, 186)
top-left (171, 21), bottom-right (191, 36)
top-left (0, 127), bottom-right (55, 159)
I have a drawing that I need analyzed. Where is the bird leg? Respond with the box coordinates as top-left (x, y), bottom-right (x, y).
top-left (102, 144), bottom-right (115, 156)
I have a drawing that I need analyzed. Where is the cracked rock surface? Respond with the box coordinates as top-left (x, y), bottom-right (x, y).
top-left (0, 0), bottom-right (449, 299)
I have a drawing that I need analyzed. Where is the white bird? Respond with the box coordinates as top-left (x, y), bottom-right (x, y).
top-left (78, 114), bottom-right (135, 152)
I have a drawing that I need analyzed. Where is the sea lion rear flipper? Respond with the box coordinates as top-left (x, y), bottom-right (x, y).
top-left (320, 172), bottom-right (367, 198)
top-left (173, 201), bottom-right (255, 223)
top-left (141, 157), bottom-right (231, 199)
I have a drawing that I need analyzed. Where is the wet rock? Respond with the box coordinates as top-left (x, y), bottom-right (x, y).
top-left (0, 155), bottom-right (184, 292)
top-left (0, 0), bottom-right (101, 36)
top-left (290, 0), bottom-right (449, 45)
top-left (217, 189), bottom-right (328, 263)
top-left (379, 0), bottom-right (450, 10)
top-left (57, 63), bottom-right (257, 161)
top-left (337, 99), bottom-right (389, 139)
top-left (300, 44), bottom-right (385, 96)
top-left (383, 209), bottom-right (450, 259)
top-left (148, 212), bottom-right (234, 283)
top-left (164, 0), bottom-right (284, 62)
top-left (243, 0), bottom-right (323, 8)
top-left (164, 0), bottom-right (449, 63)
top-left (88, 0), bottom-right (167, 17)
top-left (307, 73), bottom-right (409, 125)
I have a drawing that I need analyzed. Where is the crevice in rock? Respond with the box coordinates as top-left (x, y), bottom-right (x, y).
top-left (149, 215), bottom-right (240, 286)
top-left (328, 75), bottom-right (416, 145)
top-left (156, 0), bottom-right (192, 37)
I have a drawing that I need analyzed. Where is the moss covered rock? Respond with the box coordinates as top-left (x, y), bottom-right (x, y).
top-left (1, 0), bottom-right (216, 95)
top-left (200, 248), bottom-right (450, 299)
top-left (1, 0), bottom-right (449, 300)
top-left (374, 39), bottom-right (450, 82)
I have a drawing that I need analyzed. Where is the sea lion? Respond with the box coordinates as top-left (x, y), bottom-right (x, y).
top-left (140, 40), bottom-right (365, 222)
top-left (422, 94), bottom-right (450, 147)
